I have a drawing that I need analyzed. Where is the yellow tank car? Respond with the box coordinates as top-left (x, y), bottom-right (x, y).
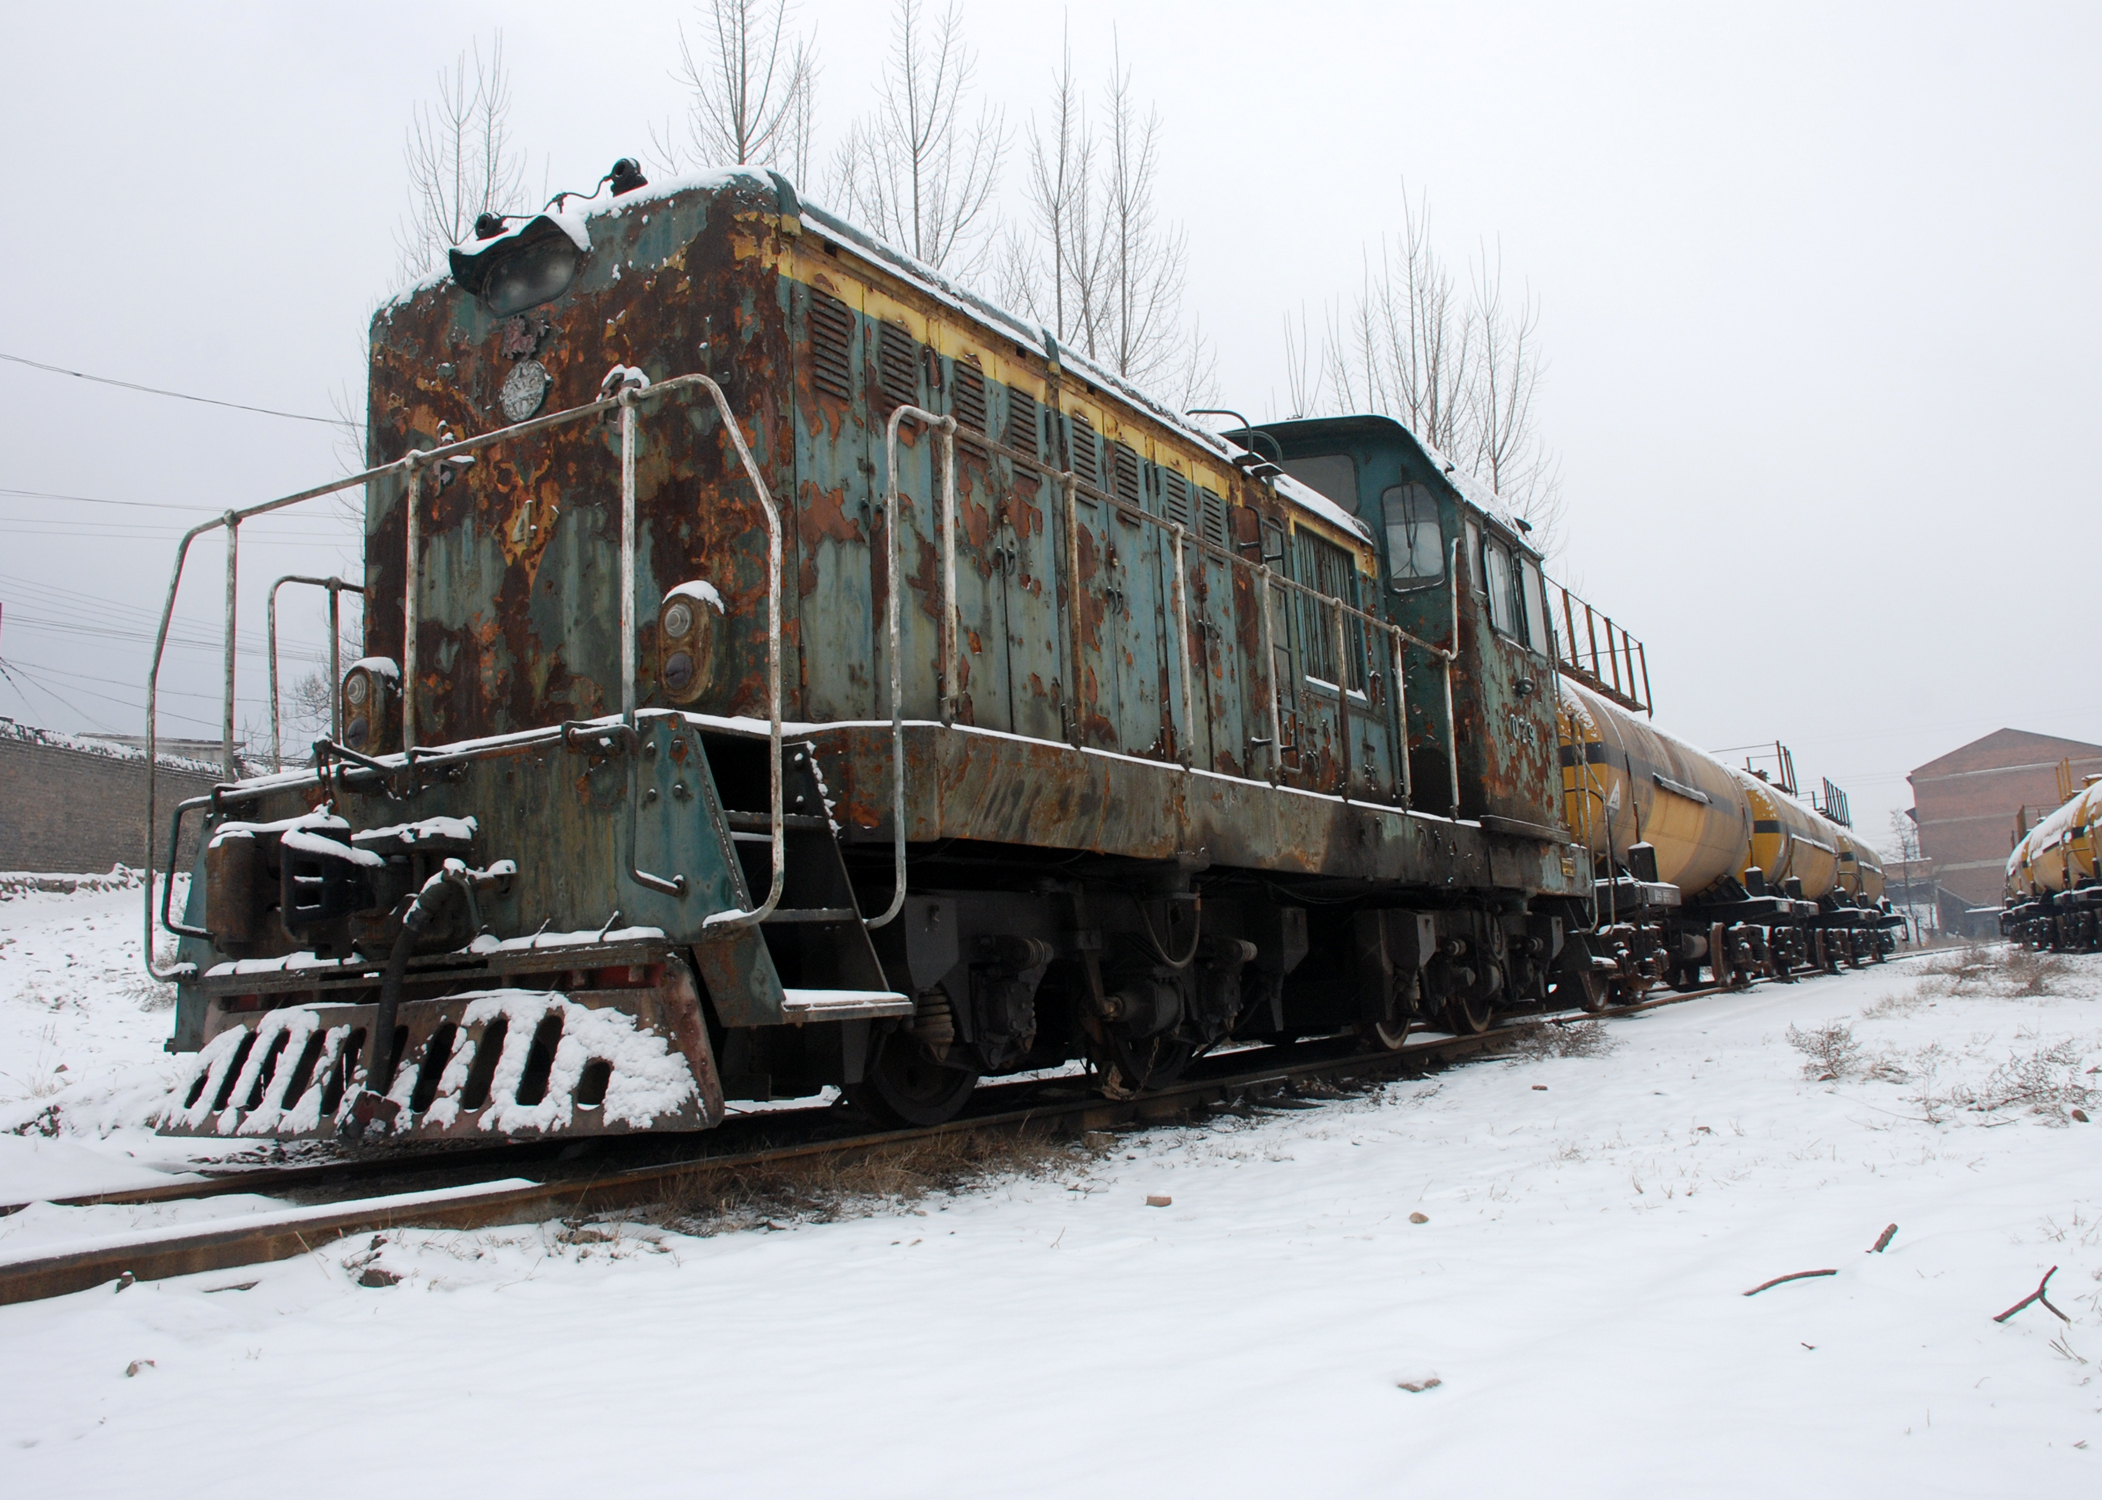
top-left (2018, 781), bottom-right (2102, 896)
top-left (2004, 779), bottom-right (2102, 951)
top-left (1835, 828), bottom-right (1886, 902)
top-left (1558, 678), bottom-right (1751, 898)
top-left (2006, 832), bottom-right (2035, 901)
top-left (1729, 768), bottom-right (1841, 900)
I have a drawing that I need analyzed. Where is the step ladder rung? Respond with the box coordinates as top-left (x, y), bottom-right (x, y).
top-left (780, 988), bottom-right (915, 1021)
top-left (724, 810), bottom-right (830, 832)
top-left (762, 906), bottom-right (859, 925)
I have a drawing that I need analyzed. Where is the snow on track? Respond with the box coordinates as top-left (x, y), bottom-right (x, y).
top-left (3, 880), bottom-right (2099, 1494)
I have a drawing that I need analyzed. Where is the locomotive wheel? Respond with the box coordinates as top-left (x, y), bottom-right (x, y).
top-left (1359, 1017), bottom-right (1414, 1052)
top-left (1444, 988), bottom-right (1493, 1035)
top-left (1100, 1033), bottom-right (1198, 1098)
top-left (1549, 968), bottom-right (1611, 1014)
top-left (846, 1033), bottom-right (980, 1128)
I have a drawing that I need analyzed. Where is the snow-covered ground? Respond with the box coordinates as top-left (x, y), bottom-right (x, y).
top-left (3, 883), bottom-right (2099, 1495)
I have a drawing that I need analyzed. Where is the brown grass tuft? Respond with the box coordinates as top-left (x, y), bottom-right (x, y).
top-left (646, 1125), bottom-right (1101, 1236)
top-left (1502, 1019), bottom-right (1621, 1062)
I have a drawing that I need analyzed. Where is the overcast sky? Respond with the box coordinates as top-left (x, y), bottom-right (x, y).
top-left (2, 0), bottom-right (2095, 848)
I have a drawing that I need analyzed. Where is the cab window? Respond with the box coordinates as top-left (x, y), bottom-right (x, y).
top-left (1519, 556), bottom-right (1552, 658)
top-left (1482, 537), bottom-right (1517, 637)
top-left (1282, 454), bottom-right (1359, 514)
top-left (1381, 484), bottom-right (1444, 590)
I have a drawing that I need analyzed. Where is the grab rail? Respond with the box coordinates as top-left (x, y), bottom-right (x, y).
top-left (685, 374), bottom-right (786, 930)
top-left (935, 424), bottom-right (1463, 813)
top-left (143, 369), bottom-right (783, 978)
top-left (868, 403), bottom-right (958, 930)
top-left (266, 574), bottom-right (363, 769)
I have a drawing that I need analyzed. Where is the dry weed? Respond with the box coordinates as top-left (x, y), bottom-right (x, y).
top-left (1923, 1040), bottom-right (2096, 1123)
top-left (648, 1127), bottom-right (1098, 1236)
top-left (1504, 1020), bottom-right (1620, 1062)
top-left (1909, 942), bottom-right (2070, 1001)
top-left (1787, 1021), bottom-right (1862, 1080)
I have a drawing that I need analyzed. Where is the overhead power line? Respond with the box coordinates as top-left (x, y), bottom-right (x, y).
top-left (0, 350), bottom-right (356, 429)
top-left (0, 486), bottom-right (222, 513)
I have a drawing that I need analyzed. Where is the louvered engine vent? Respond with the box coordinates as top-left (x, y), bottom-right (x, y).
top-left (879, 323), bottom-right (919, 411)
top-left (1199, 487), bottom-right (1229, 549)
top-left (1111, 443), bottom-right (1141, 509)
top-left (1162, 470), bottom-right (1194, 532)
top-left (809, 291), bottom-right (853, 403)
top-left (1069, 414), bottom-right (1100, 486)
top-left (1005, 386), bottom-right (1038, 460)
top-left (952, 359), bottom-right (988, 458)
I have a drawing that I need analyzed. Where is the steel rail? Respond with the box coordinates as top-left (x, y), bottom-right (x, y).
top-left (0, 974), bottom-right (1768, 1307)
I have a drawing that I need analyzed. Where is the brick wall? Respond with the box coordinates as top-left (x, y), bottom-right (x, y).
top-left (1909, 728), bottom-right (2102, 910)
top-left (0, 722), bottom-right (224, 875)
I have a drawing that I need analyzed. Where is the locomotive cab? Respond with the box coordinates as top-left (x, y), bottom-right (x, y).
top-left (1249, 415), bottom-right (1564, 838)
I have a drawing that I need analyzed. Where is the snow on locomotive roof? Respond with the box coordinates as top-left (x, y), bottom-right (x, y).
top-left (1257, 458), bottom-right (1371, 543)
top-left (615, 170), bottom-right (1373, 541)
top-left (388, 166), bottom-right (1371, 543)
top-left (1415, 439), bottom-right (1535, 545)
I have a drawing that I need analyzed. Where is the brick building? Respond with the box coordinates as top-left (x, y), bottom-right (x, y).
top-left (1, 718), bottom-right (225, 874)
top-left (1907, 728), bottom-right (2102, 932)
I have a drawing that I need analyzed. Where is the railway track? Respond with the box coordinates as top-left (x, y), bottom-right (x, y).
top-left (0, 979), bottom-right (1760, 1307)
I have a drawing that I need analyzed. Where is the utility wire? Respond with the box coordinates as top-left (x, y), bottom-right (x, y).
top-left (0, 486), bottom-right (226, 513)
top-left (0, 350), bottom-right (356, 429)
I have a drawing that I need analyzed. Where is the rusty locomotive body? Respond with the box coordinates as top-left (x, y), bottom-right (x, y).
top-left (152, 166), bottom-right (1746, 1143)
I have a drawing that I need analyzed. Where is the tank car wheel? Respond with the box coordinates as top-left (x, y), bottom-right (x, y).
top-left (846, 1032), bottom-right (981, 1129)
top-left (1669, 966), bottom-right (1705, 994)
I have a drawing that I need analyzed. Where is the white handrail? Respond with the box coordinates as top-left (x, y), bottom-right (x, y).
top-left (868, 403), bottom-right (957, 930)
top-left (267, 575), bottom-right (362, 769)
top-left (142, 372), bottom-right (776, 978)
top-left (691, 374), bottom-right (786, 931)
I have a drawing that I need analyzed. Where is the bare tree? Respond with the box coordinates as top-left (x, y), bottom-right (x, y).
top-left (829, 0), bottom-right (1005, 275)
top-left (1465, 243), bottom-right (1562, 541)
top-left (1097, 48), bottom-right (1187, 390)
top-left (997, 34), bottom-right (1105, 345)
top-left (651, 0), bottom-right (818, 183)
top-left (1281, 304), bottom-right (1321, 418)
top-left (393, 34), bottom-right (532, 286)
top-left (1318, 188), bottom-right (1562, 547)
top-left (997, 36), bottom-right (1211, 401)
top-left (1323, 193), bottom-right (1472, 456)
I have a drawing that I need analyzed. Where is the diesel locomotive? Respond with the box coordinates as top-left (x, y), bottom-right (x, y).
top-left (147, 164), bottom-right (1897, 1144)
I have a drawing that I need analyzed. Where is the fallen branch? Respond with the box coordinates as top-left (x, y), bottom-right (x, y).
top-left (1744, 1269), bottom-right (1837, 1297)
top-left (1869, 1224), bottom-right (1898, 1254)
top-left (1993, 1265), bottom-right (2070, 1325)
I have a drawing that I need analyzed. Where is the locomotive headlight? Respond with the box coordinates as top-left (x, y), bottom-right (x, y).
top-left (339, 658), bottom-right (400, 753)
top-left (657, 583), bottom-right (721, 705)
top-left (447, 215), bottom-right (586, 317)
